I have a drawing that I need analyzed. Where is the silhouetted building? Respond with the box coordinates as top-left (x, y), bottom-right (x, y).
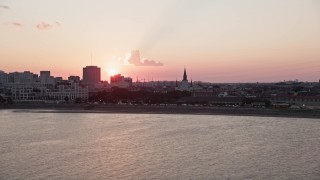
top-left (183, 68), bottom-right (188, 81)
top-left (110, 74), bottom-right (122, 83)
top-left (0, 71), bottom-right (8, 86)
top-left (110, 74), bottom-right (132, 88)
top-left (55, 77), bottom-right (63, 83)
top-left (7, 71), bottom-right (36, 83)
top-left (83, 66), bottom-right (101, 83)
top-left (40, 71), bottom-right (50, 78)
top-left (46, 83), bottom-right (89, 102)
top-left (33, 74), bottom-right (39, 80)
top-left (40, 71), bottom-right (54, 85)
top-left (68, 75), bottom-right (80, 83)
top-left (176, 68), bottom-right (191, 91)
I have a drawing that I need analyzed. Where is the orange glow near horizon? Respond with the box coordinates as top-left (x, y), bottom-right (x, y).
top-left (1, 0), bottom-right (320, 82)
top-left (108, 68), bottom-right (118, 77)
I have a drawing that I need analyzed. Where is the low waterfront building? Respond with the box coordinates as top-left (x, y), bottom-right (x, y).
top-left (10, 84), bottom-right (46, 101)
top-left (270, 95), bottom-right (320, 108)
top-left (46, 83), bottom-right (89, 102)
top-left (177, 96), bottom-right (244, 106)
top-left (7, 81), bottom-right (88, 103)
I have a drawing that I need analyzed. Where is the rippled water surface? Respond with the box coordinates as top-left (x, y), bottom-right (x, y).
top-left (1, 110), bottom-right (320, 179)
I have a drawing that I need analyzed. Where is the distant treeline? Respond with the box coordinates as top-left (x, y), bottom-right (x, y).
top-left (88, 88), bottom-right (192, 104)
top-left (88, 88), bottom-right (272, 107)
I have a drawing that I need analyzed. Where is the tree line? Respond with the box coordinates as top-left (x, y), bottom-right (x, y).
top-left (88, 88), bottom-right (192, 104)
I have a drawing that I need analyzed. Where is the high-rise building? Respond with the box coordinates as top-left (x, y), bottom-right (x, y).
top-left (83, 66), bottom-right (101, 83)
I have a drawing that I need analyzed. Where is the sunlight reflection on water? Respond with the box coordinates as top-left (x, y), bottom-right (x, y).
top-left (0, 110), bottom-right (320, 179)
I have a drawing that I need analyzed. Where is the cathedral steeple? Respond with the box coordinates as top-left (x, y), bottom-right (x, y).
top-left (183, 68), bottom-right (188, 81)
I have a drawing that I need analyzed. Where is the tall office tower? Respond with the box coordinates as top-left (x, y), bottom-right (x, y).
top-left (83, 66), bottom-right (101, 83)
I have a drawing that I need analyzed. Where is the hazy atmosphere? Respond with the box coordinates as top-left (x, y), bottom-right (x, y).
top-left (1, 1), bottom-right (320, 179)
top-left (1, 0), bottom-right (320, 82)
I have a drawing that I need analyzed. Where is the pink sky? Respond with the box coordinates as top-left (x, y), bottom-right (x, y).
top-left (1, 0), bottom-right (320, 82)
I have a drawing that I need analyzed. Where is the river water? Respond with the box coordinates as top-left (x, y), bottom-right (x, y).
top-left (0, 110), bottom-right (320, 179)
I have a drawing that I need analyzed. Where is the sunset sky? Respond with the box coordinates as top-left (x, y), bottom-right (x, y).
top-left (1, 0), bottom-right (320, 82)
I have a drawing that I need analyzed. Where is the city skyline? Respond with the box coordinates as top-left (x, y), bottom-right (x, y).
top-left (1, 0), bottom-right (320, 82)
top-left (1, 66), bottom-right (318, 84)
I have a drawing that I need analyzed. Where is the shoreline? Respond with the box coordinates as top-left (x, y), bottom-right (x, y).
top-left (1, 104), bottom-right (320, 119)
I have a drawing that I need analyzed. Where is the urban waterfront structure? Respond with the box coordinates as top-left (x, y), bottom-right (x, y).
top-left (176, 68), bottom-right (192, 91)
top-left (0, 71), bottom-right (8, 86)
top-left (110, 74), bottom-right (133, 88)
top-left (39, 71), bottom-right (55, 85)
top-left (7, 71), bottom-right (37, 84)
top-left (46, 83), bottom-right (88, 102)
top-left (83, 66), bottom-right (101, 83)
top-left (0, 70), bottom-right (89, 103)
top-left (82, 66), bottom-right (102, 92)
top-left (68, 76), bottom-right (81, 83)
top-left (0, 67), bottom-right (320, 109)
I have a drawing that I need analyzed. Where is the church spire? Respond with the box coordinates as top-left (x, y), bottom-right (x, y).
top-left (183, 68), bottom-right (188, 81)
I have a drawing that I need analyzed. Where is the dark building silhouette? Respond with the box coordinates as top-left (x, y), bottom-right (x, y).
top-left (110, 74), bottom-right (133, 87)
top-left (83, 66), bottom-right (101, 83)
top-left (176, 68), bottom-right (190, 91)
top-left (110, 74), bottom-right (123, 83)
top-left (40, 71), bottom-right (50, 77)
top-left (183, 68), bottom-right (188, 81)
top-left (68, 75), bottom-right (80, 83)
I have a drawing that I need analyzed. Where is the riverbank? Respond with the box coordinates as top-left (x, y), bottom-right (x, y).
top-left (1, 103), bottom-right (320, 119)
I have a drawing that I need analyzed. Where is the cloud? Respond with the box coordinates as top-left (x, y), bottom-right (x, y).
top-left (114, 50), bottom-right (164, 67)
top-left (55, 21), bottom-right (61, 26)
top-left (35, 21), bottom-right (61, 30)
top-left (141, 59), bottom-right (164, 66)
top-left (5, 22), bottom-right (23, 27)
top-left (0, 5), bottom-right (9, 9)
top-left (126, 50), bottom-right (163, 66)
top-left (36, 22), bottom-right (52, 30)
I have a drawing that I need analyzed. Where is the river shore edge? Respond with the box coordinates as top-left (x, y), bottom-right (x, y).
top-left (1, 104), bottom-right (320, 119)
